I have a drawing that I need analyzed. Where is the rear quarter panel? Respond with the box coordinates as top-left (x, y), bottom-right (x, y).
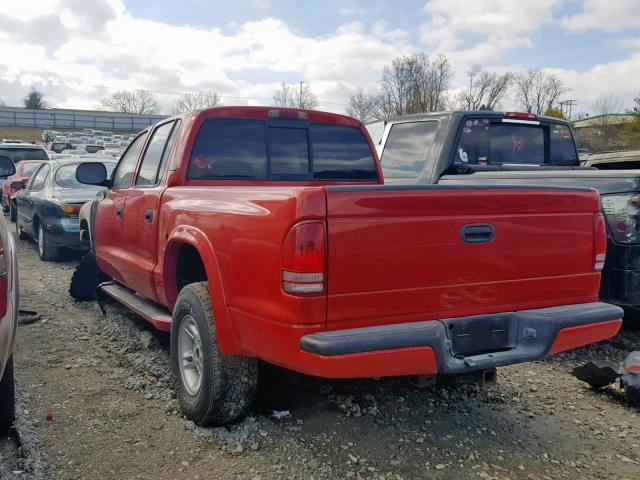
top-left (157, 186), bottom-right (327, 354)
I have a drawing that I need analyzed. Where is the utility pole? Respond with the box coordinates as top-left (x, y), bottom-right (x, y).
top-left (299, 81), bottom-right (303, 108)
top-left (559, 99), bottom-right (577, 119)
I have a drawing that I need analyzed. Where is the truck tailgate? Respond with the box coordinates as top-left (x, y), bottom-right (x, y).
top-left (325, 185), bottom-right (602, 329)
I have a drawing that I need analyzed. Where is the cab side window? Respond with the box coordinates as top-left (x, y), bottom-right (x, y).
top-left (112, 132), bottom-right (149, 189)
top-left (28, 164), bottom-right (50, 191)
top-left (135, 121), bottom-right (179, 186)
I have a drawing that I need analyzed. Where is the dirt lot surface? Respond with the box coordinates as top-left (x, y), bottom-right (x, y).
top-left (1, 216), bottom-right (639, 480)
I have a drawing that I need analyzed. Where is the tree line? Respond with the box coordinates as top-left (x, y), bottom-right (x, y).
top-left (344, 53), bottom-right (569, 122)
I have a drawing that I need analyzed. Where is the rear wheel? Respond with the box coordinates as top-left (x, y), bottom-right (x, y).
top-left (0, 356), bottom-right (15, 434)
top-left (9, 202), bottom-right (16, 222)
top-left (38, 224), bottom-right (61, 261)
top-left (69, 251), bottom-right (109, 301)
top-left (171, 281), bottom-right (258, 426)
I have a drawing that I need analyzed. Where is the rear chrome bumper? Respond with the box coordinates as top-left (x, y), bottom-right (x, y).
top-left (299, 302), bottom-right (623, 377)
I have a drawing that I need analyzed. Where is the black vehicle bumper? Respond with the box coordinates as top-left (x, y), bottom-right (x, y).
top-left (42, 217), bottom-right (84, 248)
top-left (300, 303), bottom-right (622, 376)
top-left (600, 241), bottom-right (640, 307)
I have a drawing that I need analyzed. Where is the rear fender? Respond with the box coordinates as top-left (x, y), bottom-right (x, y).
top-left (162, 225), bottom-right (241, 354)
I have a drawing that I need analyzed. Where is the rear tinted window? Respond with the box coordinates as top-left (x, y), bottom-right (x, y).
top-left (0, 148), bottom-right (48, 162)
top-left (456, 118), bottom-right (576, 167)
top-left (270, 127), bottom-right (309, 175)
top-left (312, 124), bottom-right (377, 179)
top-left (381, 121), bottom-right (438, 179)
top-left (188, 119), bottom-right (377, 180)
top-left (188, 119), bottom-right (267, 179)
top-left (550, 124), bottom-right (578, 165)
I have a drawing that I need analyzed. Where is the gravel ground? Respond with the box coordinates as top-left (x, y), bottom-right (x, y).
top-left (1, 215), bottom-right (639, 479)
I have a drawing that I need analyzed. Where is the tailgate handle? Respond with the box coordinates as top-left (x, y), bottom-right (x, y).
top-left (461, 224), bottom-right (495, 243)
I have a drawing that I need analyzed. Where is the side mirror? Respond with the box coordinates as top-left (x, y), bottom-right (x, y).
top-left (10, 181), bottom-right (25, 190)
top-left (0, 156), bottom-right (15, 178)
top-left (76, 162), bottom-right (108, 186)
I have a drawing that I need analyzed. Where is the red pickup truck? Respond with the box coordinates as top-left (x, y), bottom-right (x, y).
top-left (71, 106), bottom-right (623, 426)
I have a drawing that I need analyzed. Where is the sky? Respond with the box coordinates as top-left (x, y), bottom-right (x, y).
top-left (0, 0), bottom-right (639, 115)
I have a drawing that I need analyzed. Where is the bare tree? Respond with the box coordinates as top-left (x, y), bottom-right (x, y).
top-left (273, 82), bottom-right (319, 109)
top-left (100, 90), bottom-right (158, 114)
top-left (172, 92), bottom-right (222, 114)
top-left (379, 53), bottom-right (452, 116)
top-left (458, 68), bottom-right (513, 111)
top-left (590, 94), bottom-right (625, 151)
top-left (346, 90), bottom-right (377, 122)
top-left (515, 70), bottom-right (568, 114)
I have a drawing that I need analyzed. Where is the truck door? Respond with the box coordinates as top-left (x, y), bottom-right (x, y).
top-left (93, 131), bottom-right (149, 283)
top-left (118, 120), bottom-right (180, 300)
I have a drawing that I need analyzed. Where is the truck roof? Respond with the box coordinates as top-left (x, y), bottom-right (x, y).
top-left (183, 106), bottom-right (364, 129)
top-left (368, 110), bottom-right (571, 126)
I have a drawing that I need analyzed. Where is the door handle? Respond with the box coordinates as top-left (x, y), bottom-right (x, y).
top-left (144, 209), bottom-right (154, 223)
top-left (461, 224), bottom-right (495, 243)
top-left (116, 207), bottom-right (123, 218)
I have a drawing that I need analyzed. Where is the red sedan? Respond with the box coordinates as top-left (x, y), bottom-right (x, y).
top-left (1, 160), bottom-right (45, 222)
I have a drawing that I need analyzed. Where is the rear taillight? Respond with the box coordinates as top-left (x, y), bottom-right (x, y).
top-left (601, 194), bottom-right (640, 243)
top-left (281, 221), bottom-right (326, 295)
top-left (594, 213), bottom-right (606, 271)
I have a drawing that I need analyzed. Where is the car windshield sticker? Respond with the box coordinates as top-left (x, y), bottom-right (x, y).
top-left (457, 146), bottom-right (469, 163)
top-left (512, 134), bottom-right (524, 153)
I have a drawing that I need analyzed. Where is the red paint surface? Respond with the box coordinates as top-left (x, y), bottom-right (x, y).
top-left (91, 106), bottom-right (611, 377)
top-left (548, 319), bottom-right (622, 354)
top-left (1, 160), bottom-right (45, 203)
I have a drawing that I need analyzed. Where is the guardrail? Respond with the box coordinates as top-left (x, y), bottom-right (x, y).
top-left (0, 107), bottom-right (167, 132)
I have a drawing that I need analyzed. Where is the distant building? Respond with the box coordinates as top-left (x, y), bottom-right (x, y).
top-left (573, 114), bottom-right (634, 129)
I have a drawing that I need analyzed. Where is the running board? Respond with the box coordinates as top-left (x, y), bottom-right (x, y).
top-left (99, 282), bottom-right (172, 331)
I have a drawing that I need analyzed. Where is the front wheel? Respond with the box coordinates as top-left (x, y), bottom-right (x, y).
top-left (38, 224), bottom-right (61, 262)
top-left (0, 356), bottom-right (15, 434)
top-left (170, 282), bottom-right (258, 426)
top-left (69, 251), bottom-right (109, 301)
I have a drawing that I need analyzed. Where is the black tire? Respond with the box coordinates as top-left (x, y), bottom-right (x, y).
top-left (15, 211), bottom-right (28, 241)
top-left (0, 356), bottom-right (15, 434)
top-left (9, 202), bottom-right (16, 222)
top-left (170, 281), bottom-right (258, 426)
top-left (69, 251), bottom-right (109, 301)
top-left (38, 224), bottom-right (60, 262)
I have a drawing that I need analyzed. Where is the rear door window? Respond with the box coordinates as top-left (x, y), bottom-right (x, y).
top-left (381, 121), bottom-right (438, 180)
top-left (112, 132), bottom-right (148, 189)
top-left (188, 119), bottom-right (377, 180)
top-left (135, 121), bottom-right (176, 186)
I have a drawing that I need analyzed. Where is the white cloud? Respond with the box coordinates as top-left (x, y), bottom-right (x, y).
top-left (562, 0), bottom-right (640, 32)
top-left (0, 0), bottom-right (412, 112)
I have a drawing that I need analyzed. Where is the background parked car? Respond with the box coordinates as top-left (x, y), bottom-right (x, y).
top-left (46, 141), bottom-right (73, 154)
top-left (77, 144), bottom-right (105, 154)
top-left (0, 143), bottom-right (49, 164)
top-left (1, 160), bottom-right (45, 221)
top-left (0, 156), bottom-right (18, 434)
top-left (15, 158), bottom-right (117, 261)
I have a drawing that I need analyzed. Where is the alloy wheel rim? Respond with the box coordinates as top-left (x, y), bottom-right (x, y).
top-left (38, 226), bottom-right (44, 256)
top-left (178, 315), bottom-right (204, 396)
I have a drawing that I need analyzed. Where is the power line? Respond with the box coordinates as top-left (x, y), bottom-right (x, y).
top-left (0, 73), bottom-right (348, 107)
